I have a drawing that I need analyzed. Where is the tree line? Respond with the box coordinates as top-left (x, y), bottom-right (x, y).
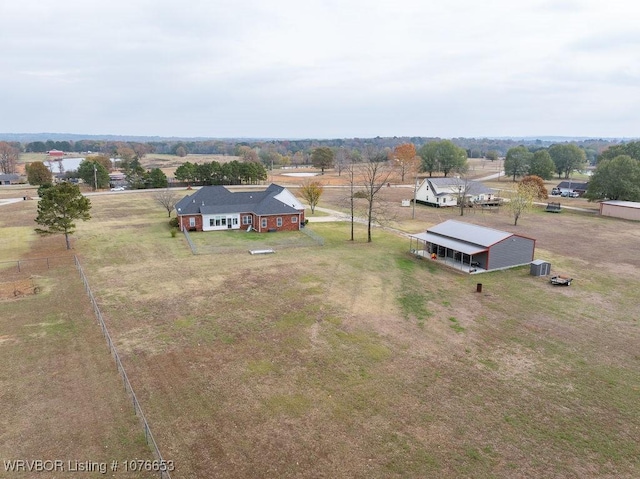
top-left (174, 160), bottom-right (267, 185)
top-left (502, 141), bottom-right (640, 202)
top-left (13, 136), bottom-right (621, 165)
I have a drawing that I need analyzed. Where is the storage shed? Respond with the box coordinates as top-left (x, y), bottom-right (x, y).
top-left (599, 200), bottom-right (640, 221)
top-left (409, 220), bottom-right (536, 273)
top-left (530, 259), bottom-right (551, 276)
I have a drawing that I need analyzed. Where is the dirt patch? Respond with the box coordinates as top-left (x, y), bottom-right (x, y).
top-left (0, 277), bottom-right (39, 300)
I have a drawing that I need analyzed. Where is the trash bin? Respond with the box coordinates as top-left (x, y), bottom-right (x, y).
top-left (476, 283), bottom-right (483, 293)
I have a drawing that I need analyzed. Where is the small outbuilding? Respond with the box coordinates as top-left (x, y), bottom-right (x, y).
top-left (599, 200), bottom-right (640, 221)
top-left (530, 259), bottom-right (551, 276)
top-left (409, 220), bottom-right (536, 273)
top-left (0, 174), bottom-right (21, 186)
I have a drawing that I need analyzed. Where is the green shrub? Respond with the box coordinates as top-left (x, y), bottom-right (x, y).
top-left (169, 217), bottom-right (179, 228)
top-left (170, 228), bottom-right (178, 238)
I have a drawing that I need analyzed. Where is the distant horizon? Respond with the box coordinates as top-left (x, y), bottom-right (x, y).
top-left (2, 132), bottom-right (638, 143)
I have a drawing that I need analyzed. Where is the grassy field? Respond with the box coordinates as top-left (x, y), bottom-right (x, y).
top-left (2, 188), bottom-right (639, 478)
top-left (0, 204), bottom-right (156, 477)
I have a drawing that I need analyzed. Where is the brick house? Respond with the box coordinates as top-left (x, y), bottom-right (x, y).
top-left (175, 184), bottom-right (305, 233)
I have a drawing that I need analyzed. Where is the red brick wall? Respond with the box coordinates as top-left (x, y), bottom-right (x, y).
top-left (180, 215), bottom-right (203, 231)
top-left (181, 212), bottom-right (303, 232)
top-left (256, 213), bottom-right (302, 232)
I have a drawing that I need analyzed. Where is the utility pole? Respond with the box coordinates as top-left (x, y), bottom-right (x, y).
top-left (93, 164), bottom-right (97, 191)
top-left (412, 175), bottom-right (419, 219)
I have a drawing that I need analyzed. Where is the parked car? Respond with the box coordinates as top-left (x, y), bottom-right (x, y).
top-left (561, 191), bottom-right (579, 198)
top-left (551, 188), bottom-right (561, 196)
top-left (110, 186), bottom-right (125, 191)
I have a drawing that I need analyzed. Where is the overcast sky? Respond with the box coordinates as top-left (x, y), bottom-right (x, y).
top-left (1, 0), bottom-right (639, 139)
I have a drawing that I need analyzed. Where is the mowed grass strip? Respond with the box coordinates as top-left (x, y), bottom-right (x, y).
top-left (64, 191), bottom-right (640, 478)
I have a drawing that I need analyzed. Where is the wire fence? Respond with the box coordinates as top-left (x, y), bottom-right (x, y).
top-left (301, 226), bottom-right (325, 246)
top-left (182, 228), bottom-right (197, 254)
top-left (73, 255), bottom-right (172, 479)
top-left (0, 255), bottom-right (75, 276)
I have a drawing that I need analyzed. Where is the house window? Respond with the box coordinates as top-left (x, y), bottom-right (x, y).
top-left (209, 219), bottom-right (214, 227)
top-left (215, 218), bottom-right (221, 226)
top-left (189, 217), bottom-right (196, 228)
top-left (292, 216), bottom-right (298, 223)
top-left (242, 215), bottom-right (252, 225)
top-left (261, 218), bottom-right (267, 228)
top-left (276, 217), bottom-right (283, 227)
top-left (233, 217), bottom-right (238, 225)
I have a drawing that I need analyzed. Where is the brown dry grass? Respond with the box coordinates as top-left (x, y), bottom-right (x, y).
top-left (2, 186), bottom-right (639, 478)
top-left (0, 274), bottom-right (155, 477)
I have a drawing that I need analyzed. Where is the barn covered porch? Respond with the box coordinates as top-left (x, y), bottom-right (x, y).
top-left (409, 232), bottom-right (488, 274)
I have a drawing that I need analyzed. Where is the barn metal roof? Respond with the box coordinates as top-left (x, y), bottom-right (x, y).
top-left (428, 220), bottom-right (512, 247)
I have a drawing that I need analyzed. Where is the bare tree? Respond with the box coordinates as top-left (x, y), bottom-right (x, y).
top-left (449, 163), bottom-right (472, 216)
top-left (334, 147), bottom-right (348, 176)
top-left (154, 188), bottom-right (179, 217)
top-left (0, 142), bottom-right (19, 174)
top-left (344, 155), bottom-right (357, 241)
top-left (361, 147), bottom-right (394, 243)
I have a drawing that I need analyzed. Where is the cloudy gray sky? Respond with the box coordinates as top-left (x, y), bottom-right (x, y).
top-left (1, 0), bottom-right (639, 139)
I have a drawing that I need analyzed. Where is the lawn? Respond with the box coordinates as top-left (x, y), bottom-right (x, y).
top-left (69, 192), bottom-right (640, 478)
top-left (0, 265), bottom-right (156, 477)
top-left (2, 190), bottom-right (639, 478)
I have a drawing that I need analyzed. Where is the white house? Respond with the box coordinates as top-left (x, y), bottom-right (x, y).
top-left (415, 178), bottom-right (498, 208)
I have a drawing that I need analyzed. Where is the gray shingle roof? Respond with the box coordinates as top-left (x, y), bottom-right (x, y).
top-left (427, 178), bottom-right (494, 196)
top-left (557, 181), bottom-right (588, 190)
top-left (175, 184), bottom-right (300, 216)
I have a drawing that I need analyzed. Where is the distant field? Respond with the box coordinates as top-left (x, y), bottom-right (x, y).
top-left (2, 187), bottom-right (639, 478)
top-left (142, 153), bottom-right (241, 177)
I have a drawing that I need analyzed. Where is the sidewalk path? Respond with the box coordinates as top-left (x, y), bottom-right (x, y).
top-left (0, 198), bottom-right (27, 206)
top-left (306, 206), bottom-right (414, 238)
